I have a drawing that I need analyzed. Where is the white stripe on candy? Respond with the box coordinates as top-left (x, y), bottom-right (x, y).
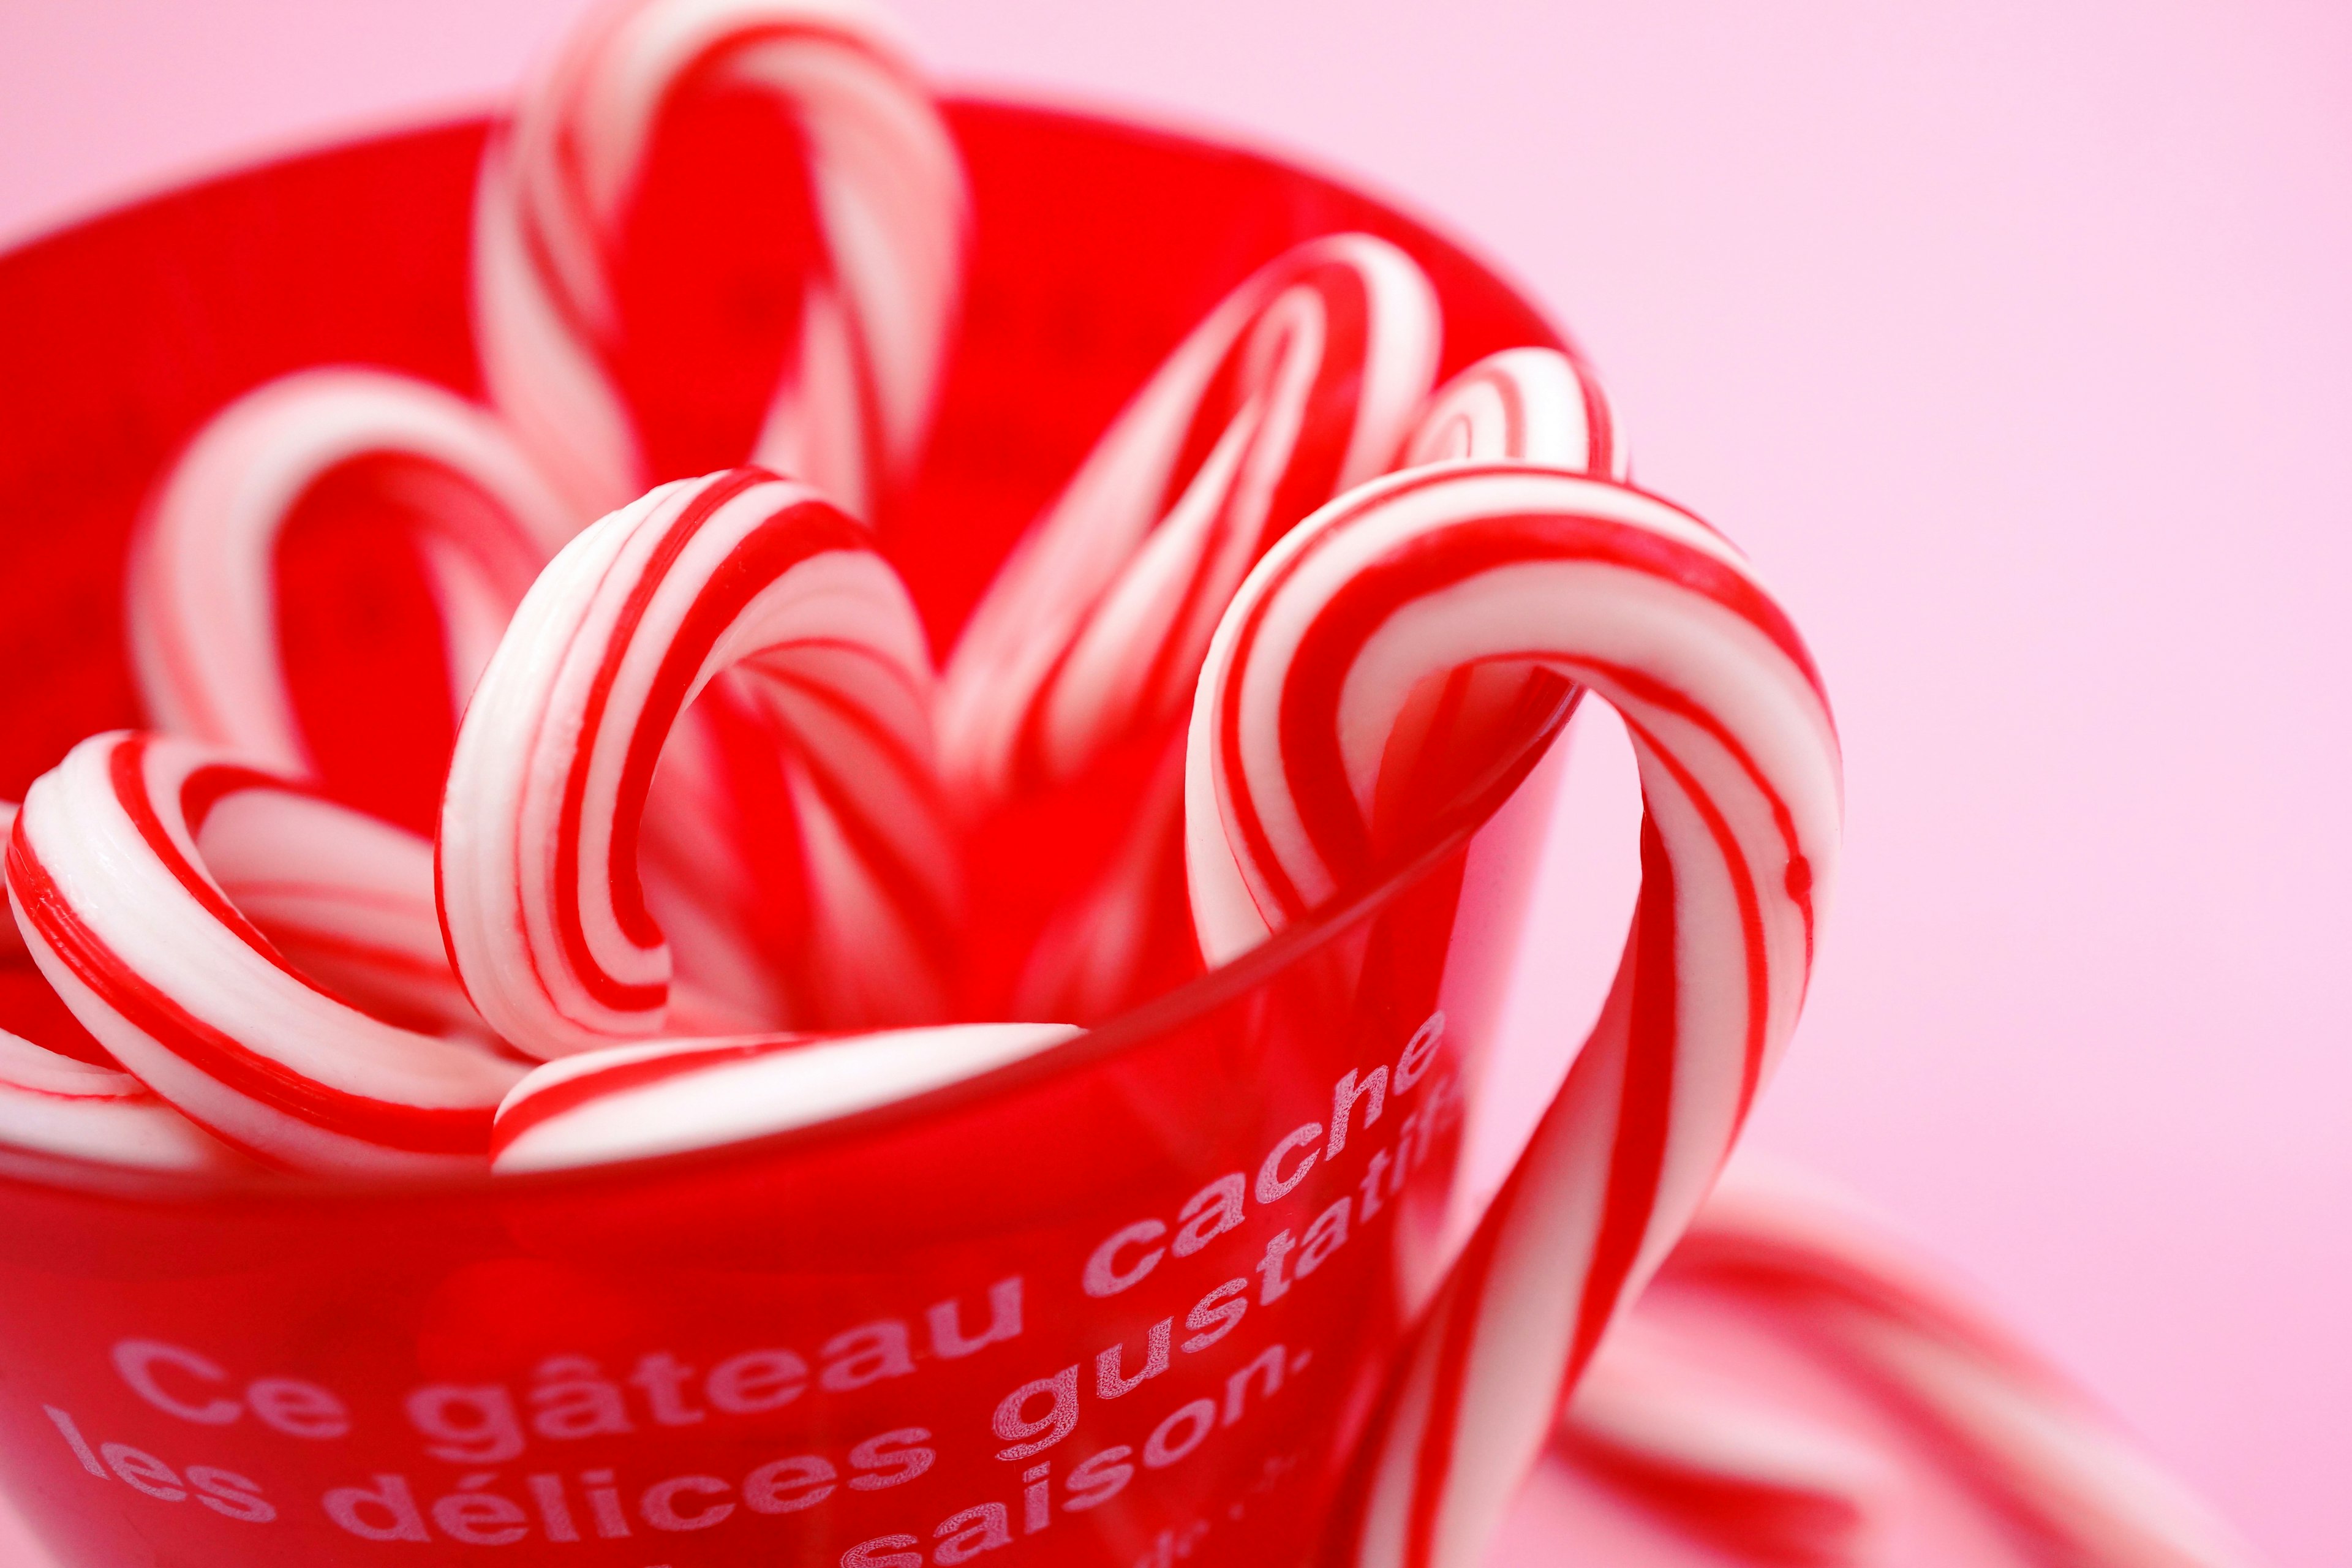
top-left (491, 1020), bottom-right (1077, 1172)
top-left (197, 783), bottom-right (491, 1044)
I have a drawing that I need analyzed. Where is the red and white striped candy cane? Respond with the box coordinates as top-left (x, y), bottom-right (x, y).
top-left (940, 233), bottom-right (1441, 804)
top-left (1554, 1169), bottom-right (2258, 1568)
top-left (129, 366), bottom-right (574, 779)
top-left (473, 0), bottom-right (968, 521)
top-left (438, 466), bottom-right (953, 1060)
top-left (128, 368), bottom-right (816, 1029)
top-left (489, 1020), bottom-right (1077, 1173)
top-left (1401, 345), bottom-right (1629, 477)
top-left (1006, 341), bottom-right (1621, 1020)
top-left (0, 1030), bottom-right (247, 1173)
top-left (7, 734), bottom-right (526, 1175)
top-left (1184, 463), bottom-right (1841, 1568)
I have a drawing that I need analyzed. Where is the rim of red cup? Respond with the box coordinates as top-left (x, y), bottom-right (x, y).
top-left (0, 97), bottom-right (1578, 1205)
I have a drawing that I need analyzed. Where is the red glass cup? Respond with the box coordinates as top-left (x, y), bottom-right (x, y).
top-left (0, 102), bottom-right (1580, 1566)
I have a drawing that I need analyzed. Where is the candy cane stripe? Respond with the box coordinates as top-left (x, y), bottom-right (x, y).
top-left (1401, 345), bottom-right (1627, 479)
top-left (0, 1029), bottom-right (246, 1172)
top-left (490, 1022), bottom-right (1078, 1172)
top-left (1558, 1172), bottom-right (2260, 1568)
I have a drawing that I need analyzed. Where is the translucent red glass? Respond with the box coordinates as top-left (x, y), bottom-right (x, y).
top-left (0, 103), bottom-right (1574, 1566)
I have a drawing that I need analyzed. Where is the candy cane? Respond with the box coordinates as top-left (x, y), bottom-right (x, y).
top-left (940, 233), bottom-right (1441, 805)
top-left (1185, 464), bottom-right (1841, 1568)
top-left (1558, 1170), bottom-right (2260, 1568)
top-left (473, 0), bottom-right (968, 521)
top-left (1401, 345), bottom-right (1629, 478)
top-left (490, 1020), bottom-right (1077, 1172)
top-left (439, 466), bottom-right (953, 1060)
top-left (0, 1030), bottom-right (247, 1173)
top-left (1557, 1315), bottom-right (1885, 1566)
top-left (7, 734), bottom-right (527, 1175)
top-left (128, 366), bottom-right (575, 778)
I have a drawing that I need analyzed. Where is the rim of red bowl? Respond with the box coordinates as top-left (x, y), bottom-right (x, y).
top-left (0, 97), bottom-right (1578, 1207)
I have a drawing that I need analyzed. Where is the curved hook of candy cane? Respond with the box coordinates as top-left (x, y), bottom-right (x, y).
top-left (127, 366), bottom-right (574, 776)
top-left (488, 1020), bottom-right (1079, 1172)
top-left (7, 734), bottom-right (527, 1175)
top-left (940, 232), bottom-right (1442, 805)
top-left (475, 0), bottom-right (969, 521)
top-left (4, 788), bottom-right (244, 1170)
top-left (1618, 1170), bottom-right (2264, 1568)
top-left (1401, 345), bottom-right (1630, 478)
top-left (0, 1029), bottom-right (249, 1172)
top-left (1183, 464), bottom-right (1841, 1568)
top-left (439, 467), bottom-right (953, 1060)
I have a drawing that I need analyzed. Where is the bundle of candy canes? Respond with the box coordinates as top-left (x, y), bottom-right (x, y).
top-left (0, 1), bottom-right (2252, 1563)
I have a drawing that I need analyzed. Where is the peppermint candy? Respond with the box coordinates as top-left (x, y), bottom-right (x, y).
top-left (491, 1021), bottom-right (1077, 1173)
top-left (7, 734), bottom-right (526, 1175)
top-left (438, 467), bottom-right (953, 1060)
top-left (473, 0), bottom-right (968, 519)
top-left (940, 233), bottom-right (1442, 804)
top-left (1183, 464), bottom-right (1841, 1568)
top-left (129, 366), bottom-right (573, 783)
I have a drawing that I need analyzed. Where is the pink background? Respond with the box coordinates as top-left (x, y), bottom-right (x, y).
top-left (1, 2), bottom-right (2346, 1564)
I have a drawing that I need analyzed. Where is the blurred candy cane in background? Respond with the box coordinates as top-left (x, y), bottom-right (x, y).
top-left (472, 0), bottom-right (970, 521)
top-left (127, 367), bottom-right (572, 830)
top-left (1541, 1163), bottom-right (2259, 1568)
top-left (945, 233), bottom-right (1442, 1016)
